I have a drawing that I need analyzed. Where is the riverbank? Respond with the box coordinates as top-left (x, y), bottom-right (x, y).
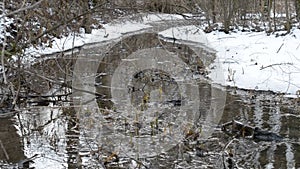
top-left (26, 13), bottom-right (300, 96)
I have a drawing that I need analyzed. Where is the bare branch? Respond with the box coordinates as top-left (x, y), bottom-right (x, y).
top-left (276, 43), bottom-right (284, 53)
top-left (22, 69), bottom-right (104, 97)
top-left (260, 62), bottom-right (293, 70)
top-left (24, 1), bottom-right (107, 47)
top-left (0, 0), bottom-right (45, 19)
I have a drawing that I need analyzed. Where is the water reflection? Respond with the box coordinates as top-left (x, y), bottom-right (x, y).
top-left (88, 31), bottom-right (223, 159)
top-left (18, 107), bottom-right (67, 168)
top-left (0, 116), bottom-right (25, 164)
top-left (222, 89), bottom-right (300, 168)
top-left (64, 107), bottom-right (81, 169)
top-left (1, 81), bottom-right (299, 168)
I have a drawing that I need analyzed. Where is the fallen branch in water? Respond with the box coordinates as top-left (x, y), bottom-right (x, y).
top-left (0, 139), bottom-right (9, 160)
top-left (221, 120), bottom-right (283, 142)
top-left (22, 69), bottom-right (104, 97)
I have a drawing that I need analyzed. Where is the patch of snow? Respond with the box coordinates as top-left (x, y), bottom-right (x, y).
top-left (14, 107), bottom-right (67, 169)
top-left (85, 21), bottom-right (152, 44)
top-left (142, 13), bottom-right (184, 23)
top-left (158, 25), bottom-right (209, 45)
top-left (206, 28), bottom-right (300, 95)
top-left (26, 34), bottom-right (85, 57)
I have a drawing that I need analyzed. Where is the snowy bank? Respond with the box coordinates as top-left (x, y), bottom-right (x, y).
top-left (206, 29), bottom-right (300, 95)
top-left (154, 24), bottom-right (300, 95)
top-left (26, 14), bottom-right (184, 56)
top-left (27, 14), bottom-right (300, 95)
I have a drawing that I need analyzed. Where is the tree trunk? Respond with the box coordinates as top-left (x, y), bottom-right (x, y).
top-left (82, 2), bottom-right (92, 34)
top-left (273, 0), bottom-right (276, 31)
top-left (285, 0), bottom-right (291, 33)
top-left (295, 0), bottom-right (300, 21)
top-left (212, 0), bottom-right (216, 23)
top-left (222, 0), bottom-right (235, 34)
top-left (267, 0), bottom-right (273, 33)
top-left (260, 0), bottom-right (265, 21)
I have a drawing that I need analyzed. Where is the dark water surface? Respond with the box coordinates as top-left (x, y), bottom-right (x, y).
top-left (0, 31), bottom-right (300, 168)
top-left (1, 86), bottom-right (299, 168)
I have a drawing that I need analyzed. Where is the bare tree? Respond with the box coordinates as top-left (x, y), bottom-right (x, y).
top-left (266, 0), bottom-right (273, 33)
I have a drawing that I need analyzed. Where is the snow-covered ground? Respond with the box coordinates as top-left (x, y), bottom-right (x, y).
top-left (152, 20), bottom-right (300, 96)
top-left (27, 14), bottom-right (300, 95)
top-left (207, 29), bottom-right (300, 95)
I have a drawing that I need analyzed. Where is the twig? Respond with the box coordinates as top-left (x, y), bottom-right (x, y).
top-left (19, 93), bottom-right (71, 99)
top-left (276, 43), bottom-right (284, 53)
top-left (11, 54), bottom-right (22, 109)
top-left (0, 0), bottom-right (45, 19)
top-left (260, 62), bottom-right (293, 70)
top-left (22, 69), bottom-right (103, 97)
top-left (0, 139), bottom-right (9, 160)
top-left (221, 138), bottom-right (238, 169)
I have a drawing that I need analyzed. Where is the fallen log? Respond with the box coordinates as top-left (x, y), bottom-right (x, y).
top-left (221, 120), bottom-right (283, 142)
